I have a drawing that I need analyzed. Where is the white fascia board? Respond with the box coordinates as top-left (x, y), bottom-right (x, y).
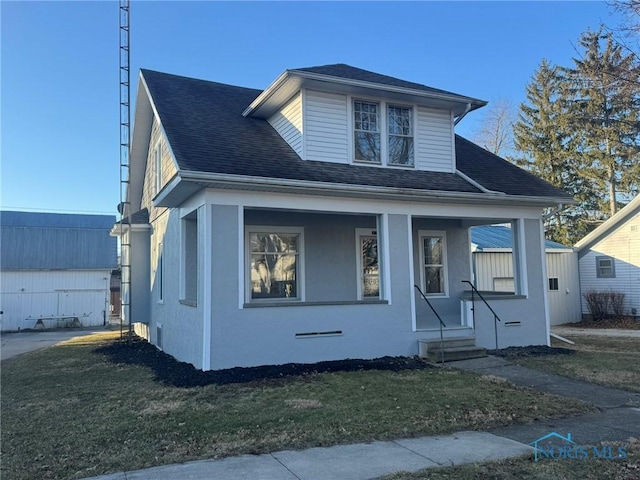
top-left (177, 170), bottom-right (572, 207)
top-left (244, 70), bottom-right (487, 118)
top-left (129, 73), bottom-right (154, 212)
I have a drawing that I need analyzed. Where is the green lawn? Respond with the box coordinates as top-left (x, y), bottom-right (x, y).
top-left (1, 333), bottom-right (593, 480)
top-left (379, 439), bottom-right (639, 480)
top-left (515, 335), bottom-right (640, 393)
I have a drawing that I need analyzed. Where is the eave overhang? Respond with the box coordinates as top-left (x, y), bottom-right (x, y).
top-left (243, 70), bottom-right (487, 119)
top-left (154, 170), bottom-right (574, 210)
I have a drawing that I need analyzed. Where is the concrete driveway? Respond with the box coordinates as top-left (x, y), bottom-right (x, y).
top-left (1, 328), bottom-right (111, 361)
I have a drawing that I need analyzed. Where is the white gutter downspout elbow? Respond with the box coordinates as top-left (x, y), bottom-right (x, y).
top-left (543, 204), bottom-right (565, 221)
top-left (454, 103), bottom-right (472, 126)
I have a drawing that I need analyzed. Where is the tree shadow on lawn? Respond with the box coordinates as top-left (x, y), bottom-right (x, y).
top-left (94, 335), bottom-right (434, 388)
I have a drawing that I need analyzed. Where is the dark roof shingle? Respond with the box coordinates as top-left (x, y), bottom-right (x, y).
top-left (140, 68), bottom-right (571, 201)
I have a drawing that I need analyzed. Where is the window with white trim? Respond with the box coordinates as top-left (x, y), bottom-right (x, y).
top-left (387, 105), bottom-right (414, 166)
top-left (353, 100), bottom-right (415, 167)
top-left (353, 101), bottom-right (381, 163)
top-left (154, 142), bottom-right (162, 195)
top-left (181, 211), bottom-right (198, 305)
top-left (596, 256), bottom-right (615, 278)
top-left (247, 228), bottom-right (303, 301)
top-left (157, 242), bottom-right (164, 303)
top-left (355, 229), bottom-right (380, 299)
top-left (419, 231), bottom-right (448, 296)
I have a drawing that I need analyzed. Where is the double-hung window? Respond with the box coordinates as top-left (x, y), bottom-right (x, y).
top-left (353, 101), bottom-right (381, 163)
top-left (248, 229), bottom-right (303, 301)
top-left (419, 231), bottom-right (448, 296)
top-left (596, 256), bottom-right (615, 278)
top-left (353, 101), bottom-right (414, 166)
top-left (388, 106), bottom-right (414, 166)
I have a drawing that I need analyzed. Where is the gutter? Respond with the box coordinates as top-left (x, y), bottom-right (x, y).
top-left (455, 169), bottom-right (504, 195)
top-left (454, 103), bottom-right (472, 126)
top-left (160, 170), bottom-right (573, 207)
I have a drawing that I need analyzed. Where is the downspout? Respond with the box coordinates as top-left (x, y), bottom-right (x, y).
top-left (454, 103), bottom-right (472, 126)
top-left (542, 204), bottom-right (565, 221)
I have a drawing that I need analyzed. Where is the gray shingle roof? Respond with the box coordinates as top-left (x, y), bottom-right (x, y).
top-left (0, 211), bottom-right (117, 270)
top-left (141, 68), bottom-right (571, 201)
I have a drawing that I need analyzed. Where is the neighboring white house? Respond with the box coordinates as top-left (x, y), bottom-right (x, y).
top-left (117, 64), bottom-right (574, 371)
top-left (0, 211), bottom-right (118, 331)
top-left (471, 225), bottom-right (581, 325)
top-left (575, 195), bottom-right (640, 318)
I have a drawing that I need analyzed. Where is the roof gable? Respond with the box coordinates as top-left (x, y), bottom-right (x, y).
top-left (575, 195), bottom-right (640, 251)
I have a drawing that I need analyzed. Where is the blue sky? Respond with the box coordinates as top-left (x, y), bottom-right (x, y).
top-left (1, 1), bottom-right (623, 215)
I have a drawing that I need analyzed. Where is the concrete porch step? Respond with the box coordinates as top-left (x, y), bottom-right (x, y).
top-left (425, 346), bottom-right (488, 363)
top-left (421, 335), bottom-right (476, 350)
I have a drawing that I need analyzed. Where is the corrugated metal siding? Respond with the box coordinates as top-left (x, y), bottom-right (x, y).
top-left (268, 92), bottom-right (303, 157)
top-left (0, 270), bottom-right (112, 331)
top-left (546, 252), bottom-right (581, 324)
top-left (304, 90), bottom-right (349, 163)
top-left (474, 251), bottom-right (581, 324)
top-left (474, 252), bottom-right (514, 291)
top-left (416, 107), bottom-right (454, 173)
top-left (1, 212), bottom-right (117, 270)
top-left (578, 211), bottom-right (640, 315)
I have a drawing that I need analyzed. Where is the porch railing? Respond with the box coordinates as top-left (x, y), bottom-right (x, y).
top-left (414, 285), bottom-right (446, 364)
top-left (461, 280), bottom-right (502, 349)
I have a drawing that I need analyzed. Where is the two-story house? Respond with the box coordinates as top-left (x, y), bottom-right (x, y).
top-left (118, 64), bottom-right (573, 371)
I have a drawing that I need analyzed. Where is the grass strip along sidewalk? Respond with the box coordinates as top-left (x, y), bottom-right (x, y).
top-left (510, 335), bottom-right (640, 393)
top-left (2, 332), bottom-right (593, 480)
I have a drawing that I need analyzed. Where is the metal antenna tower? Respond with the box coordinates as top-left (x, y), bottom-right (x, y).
top-left (119, 0), bottom-right (132, 342)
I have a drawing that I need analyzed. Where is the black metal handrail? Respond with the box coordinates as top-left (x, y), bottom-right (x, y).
top-left (414, 285), bottom-right (446, 364)
top-left (461, 280), bottom-right (502, 349)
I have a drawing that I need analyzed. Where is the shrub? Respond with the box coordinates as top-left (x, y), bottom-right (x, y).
top-left (583, 290), bottom-right (626, 320)
top-left (583, 290), bottom-right (609, 320)
top-left (609, 291), bottom-right (626, 317)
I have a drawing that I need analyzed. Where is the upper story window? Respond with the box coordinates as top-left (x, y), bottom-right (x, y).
top-left (154, 142), bottom-right (162, 195)
top-left (388, 106), bottom-right (414, 166)
top-left (353, 101), bottom-right (381, 163)
top-left (353, 100), bottom-right (414, 167)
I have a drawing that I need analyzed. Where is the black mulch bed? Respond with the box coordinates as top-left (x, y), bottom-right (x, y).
top-left (95, 335), bottom-right (433, 388)
top-left (488, 345), bottom-right (576, 358)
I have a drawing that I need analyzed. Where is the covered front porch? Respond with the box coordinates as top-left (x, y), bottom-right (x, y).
top-left (192, 189), bottom-right (551, 369)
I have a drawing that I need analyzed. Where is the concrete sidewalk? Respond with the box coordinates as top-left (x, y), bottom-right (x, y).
top-left (83, 356), bottom-right (640, 480)
top-left (86, 432), bottom-right (532, 480)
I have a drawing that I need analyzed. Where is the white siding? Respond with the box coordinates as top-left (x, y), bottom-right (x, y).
top-left (546, 252), bottom-right (581, 324)
top-left (578, 212), bottom-right (640, 316)
top-left (268, 93), bottom-right (303, 157)
top-left (304, 90), bottom-right (349, 163)
top-left (141, 117), bottom-right (175, 223)
top-left (474, 251), bottom-right (581, 325)
top-left (416, 107), bottom-right (454, 172)
top-left (0, 270), bottom-right (112, 331)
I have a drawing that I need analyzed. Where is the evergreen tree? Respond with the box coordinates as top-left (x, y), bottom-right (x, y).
top-left (563, 28), bottom-right (640, 215)
top-left (513, 60), bottom-right (594, 244)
